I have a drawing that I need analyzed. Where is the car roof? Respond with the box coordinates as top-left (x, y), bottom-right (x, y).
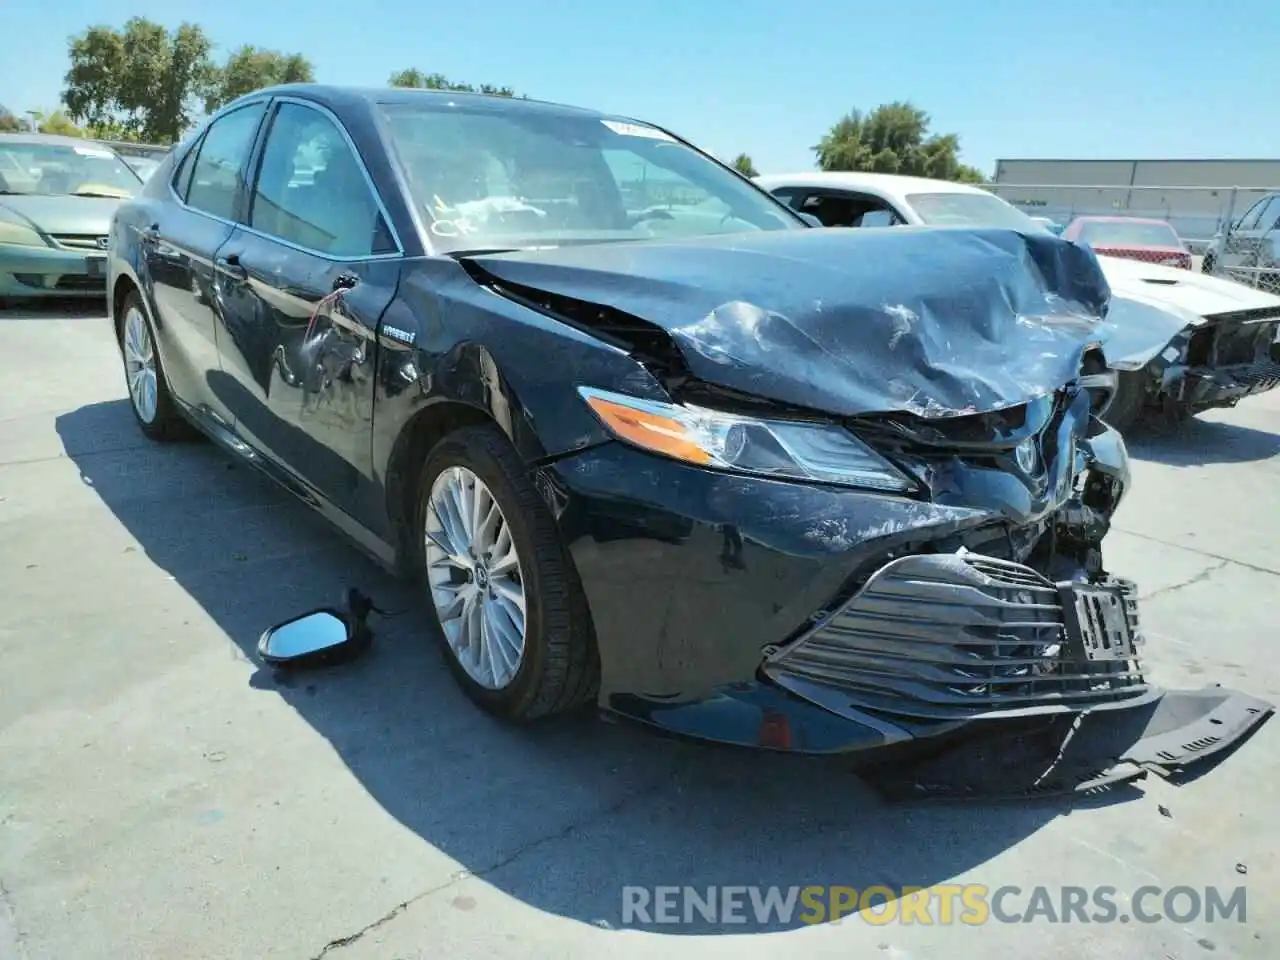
top-left (753, 171), bottom-right (993, 201)
top-left (240, 83), bottom-right (625, 124)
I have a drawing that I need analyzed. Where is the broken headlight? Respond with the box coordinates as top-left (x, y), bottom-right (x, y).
top-left (578, 386), bottom-right (915, 493)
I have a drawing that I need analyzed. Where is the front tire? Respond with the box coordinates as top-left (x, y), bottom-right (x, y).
top-left (415, 424), bottom-right (599, 722)
top-left (117, 290), bottom-right (191, 441)
top-left (1102, 371), bottom-right (1148, 433)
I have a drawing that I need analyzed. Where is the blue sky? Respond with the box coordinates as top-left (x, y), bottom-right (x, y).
top-left (2, 0), bottom-right (1276, 176)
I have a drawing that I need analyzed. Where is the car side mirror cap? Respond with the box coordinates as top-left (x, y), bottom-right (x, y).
top-left (797, 212), bottom-right (822, 228)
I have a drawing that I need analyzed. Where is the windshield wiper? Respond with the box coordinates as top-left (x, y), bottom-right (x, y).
top-left (72, 191), bottom-right (130, 199)
top-left (446, 248), bottom-right (520, 258)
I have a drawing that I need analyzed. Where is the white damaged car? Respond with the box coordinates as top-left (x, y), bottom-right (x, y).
top-left (755, 171), bottom-right (1280, 430)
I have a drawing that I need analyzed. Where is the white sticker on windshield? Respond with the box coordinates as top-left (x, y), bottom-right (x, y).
top-left (601, 120), bottom-right (674, 142)
top-left (74, 146), bottom-right (115, 159)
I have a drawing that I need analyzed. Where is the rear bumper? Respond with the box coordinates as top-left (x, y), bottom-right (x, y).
top-left (0, 244), bottom-right (108, 298)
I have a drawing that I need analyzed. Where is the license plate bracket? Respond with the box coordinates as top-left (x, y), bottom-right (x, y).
top-left (1058, 581), bottom-right (1136, 662)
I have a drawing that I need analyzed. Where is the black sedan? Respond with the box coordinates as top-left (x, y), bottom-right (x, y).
top-left (107, 85), bottom-right (1271, 798)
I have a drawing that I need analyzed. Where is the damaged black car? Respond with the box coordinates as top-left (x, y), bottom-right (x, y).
top-left (107, 85), bottom-right (1272, 798)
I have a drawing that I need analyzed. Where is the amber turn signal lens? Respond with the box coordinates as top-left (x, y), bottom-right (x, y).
top-left (583, 394), bottom-right (713, 465)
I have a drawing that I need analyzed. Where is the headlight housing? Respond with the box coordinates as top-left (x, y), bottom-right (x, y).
top-left (579, 386), bottom-right (915, 493)
top-left (0, 217), bottom-right (48, 248)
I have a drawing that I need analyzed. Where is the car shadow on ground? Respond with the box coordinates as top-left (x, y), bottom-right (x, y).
top-left (1125, 415), bottom-right (1280, 466)
top-left (56, 399), bottom-right (1141, 935)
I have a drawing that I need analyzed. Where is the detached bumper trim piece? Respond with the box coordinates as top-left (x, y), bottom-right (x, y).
top-left (765, 551), bottom-right (1150, 721)
top-left (862, 685), bottom-right (1275, 801)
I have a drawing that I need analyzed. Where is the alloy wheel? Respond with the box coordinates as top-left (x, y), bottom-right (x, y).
top-left (425, 465), bottom-right (527, 690)
top-left (122, 305), bottom-right (158, 424)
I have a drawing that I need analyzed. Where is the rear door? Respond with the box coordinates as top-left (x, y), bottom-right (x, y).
top-left (212, 97), bottom-right (402, 525)
top-left (144, 100), bottom-right (268, 422)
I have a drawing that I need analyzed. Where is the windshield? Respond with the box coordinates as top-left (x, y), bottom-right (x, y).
top-left (0, 141), bottom-right (142, 197)
top-left (378, 101), bottom-right (802, 252)
top-left (1075, 219), bottom-right (1181, 248)
top-left (907, 191), bottom-right (1048, 232)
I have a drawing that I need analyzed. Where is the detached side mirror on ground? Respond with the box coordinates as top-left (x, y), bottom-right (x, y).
top-left (257, 589), bottom-right (379, 669)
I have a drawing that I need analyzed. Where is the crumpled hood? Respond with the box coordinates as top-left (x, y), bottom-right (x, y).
top-left (1098, 254), bottom-right (1280, 322)
top-left (469, 226), bottom-right (1118, 418)
top-left (0, 194), bottom-right (123, 237)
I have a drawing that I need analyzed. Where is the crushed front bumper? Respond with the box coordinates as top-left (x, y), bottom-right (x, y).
top-left (1173, 358), bottom-right (1280, 411)
top-left (760, 550), bottom-right (1273, 798)
top-left (1159, 313), bottom-right (1280, 414)
top-left (764, 552), bottom-right (1150, 721)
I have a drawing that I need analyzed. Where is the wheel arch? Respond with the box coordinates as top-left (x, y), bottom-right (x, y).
top-left (383, 397), bottom-right (504, 572)
top-left (111, 274), bottom-right (139, 346)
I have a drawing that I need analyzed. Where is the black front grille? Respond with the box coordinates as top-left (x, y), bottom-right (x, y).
top-left (55, 275), bottom-right (106, 291)
top-left (765, 552), bottom-right (1148, 721)
top-left (1229, 361), bottom-right (1280, 388)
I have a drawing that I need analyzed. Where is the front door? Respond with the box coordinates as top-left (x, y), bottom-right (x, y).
top-left (212, 99), bottom-right (402, 527)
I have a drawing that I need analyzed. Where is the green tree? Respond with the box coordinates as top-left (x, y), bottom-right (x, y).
top-left (387, 68), bottom-right (518, 97)
top-left (206, 46), bottom-right (315, 112)
top-left (814, 102), bottom-right (987, 183)
top-left (29, 109), bottom-right (85, 136)
top-left (62, 18), bottom-right (216, 144)
top-left (0, 113), bottom-right (27, 133)
top-left (731, 153), bottom-right (759, 177)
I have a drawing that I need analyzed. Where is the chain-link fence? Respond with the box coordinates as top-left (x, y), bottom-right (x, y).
top-left (984, 182), bottom-right (1280, 295)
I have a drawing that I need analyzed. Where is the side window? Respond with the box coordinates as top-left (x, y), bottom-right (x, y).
top-left (1258, 197), bottom-right (1280, 232)
top-left (249, 102), bottom-right (394, 257)
top-left (798, 191), bottom-right (898, 228)
top-left (769, 187), bottom-right (803, 209)
top-left (171, 136), bottom-right (202, 202)
top-left (858, 209), bottom-right (897, 227)
top-left (1234, 198), bottom-right (1269, 232)
top-left (185, 103), bottom-right (267, 220)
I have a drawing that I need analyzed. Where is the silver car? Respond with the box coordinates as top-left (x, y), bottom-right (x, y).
top-left (0, 133), bottom-right (143, 303)
top-left (1203, 192), bottom-right (1280, 293)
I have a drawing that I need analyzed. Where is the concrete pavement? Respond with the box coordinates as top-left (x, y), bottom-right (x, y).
top-left (1, 303), bottom-right (1277, 959)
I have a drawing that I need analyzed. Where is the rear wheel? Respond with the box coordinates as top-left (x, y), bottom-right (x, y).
top-left (118, 290), bottom-right (192, 441)
top-left (415, 424), bottom-right (599, 721)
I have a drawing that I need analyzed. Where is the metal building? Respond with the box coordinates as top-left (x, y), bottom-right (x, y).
top-left (988, 158), bottom-right (1280, 250)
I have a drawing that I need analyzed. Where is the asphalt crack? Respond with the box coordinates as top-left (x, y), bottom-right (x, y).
top-left (309, 760), bottom-right (687, 958)
top-left (1115, 527), bottom-right (1280, 578)
top-left (0, 443), bottom-right (152, 470)
top-left (1139, 559), bottom-right (1231, 601)
top-left (0, 877), bottom-right (28, 960)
